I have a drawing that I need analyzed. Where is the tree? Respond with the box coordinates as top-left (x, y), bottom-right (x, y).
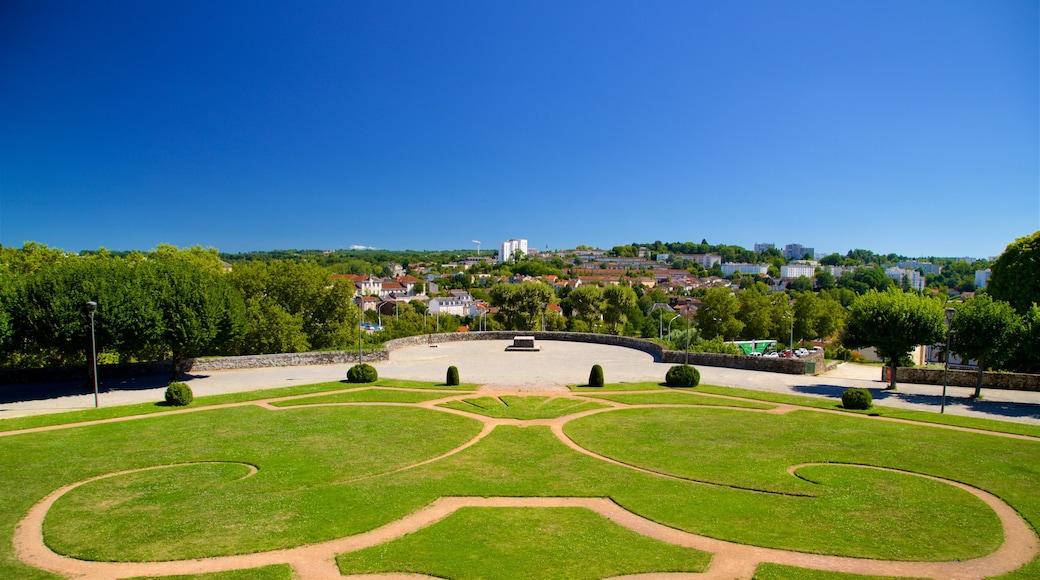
top-left (489, 282), bottom-right (553, 330)
top-left (603, 285), bottom-right (637, 334)
top-left (567, 285), bottom-right (605, 331)
top-left (1009, 305), bottom-right (1040, 373)
top-left (950, 295), bottom-right (1022, 397)
top-left (988, 230), bottom-right (1040, 314)
top-left (736, 283), bottom-right (772, 339)
top-left (841, 290), bottom-right (945, 389)
top-left (695, 287), bottom-right (743, 340)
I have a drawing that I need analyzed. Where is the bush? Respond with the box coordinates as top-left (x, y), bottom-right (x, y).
top-left (164, 382), bottom-right (193, 406)
top-left (665, 364), bottom-right (700, 388)
top-left (588, 364), bottom-right (604, 387)
top-left (446, 365), bottom-right (460, 386)
top-left (841, 387), bottom-right (873, 410)
top-left (347, 363), bottom-right (378, 383)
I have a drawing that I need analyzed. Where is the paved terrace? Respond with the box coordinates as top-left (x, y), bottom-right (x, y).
top-left (0, 340), bottom-right (1037, 424)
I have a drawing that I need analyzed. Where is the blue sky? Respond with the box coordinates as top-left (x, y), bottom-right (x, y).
top-left (2, 1), bottom-right (1037, 259)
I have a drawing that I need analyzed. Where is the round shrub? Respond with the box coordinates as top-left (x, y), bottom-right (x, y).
top-left (347, 363), bottom-right (378, 383)
top-left (446, 365), bottom-right (460, 386)
top-left (665, 364), bottom-right (700, 388)
top-left (164, 382), bottom-right (193, 406)
top-left (841, 387), bottom-right (873, 410)
top-left (588, 364), bottom-right (604, 388)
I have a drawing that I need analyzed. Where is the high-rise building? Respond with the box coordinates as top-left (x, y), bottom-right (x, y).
top-left (783, 243), bottom-right (815, 260)
top-left (754, 243), bottom-right (775, 253)
top-left (498, 239), bottom-right (528, 263)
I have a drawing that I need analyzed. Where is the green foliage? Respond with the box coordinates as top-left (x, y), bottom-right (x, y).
top-left (1009, 305), bottom-right (1040, 373)
top-left (665, 364), bottom-right (700, 387)
top-left (841, 290), bottom-right (945, 389)
top-left (696, 287), bottom-right (743, 340)
top-left (489, 281), bottom-right (554, 330)
top-left (988, 230), bottom-right (1040, 314)
top-left (446, 365), bottom-right (460, 386)
top-left (603, 285), bottom-right (638, 334)
top-left (346, 363), bottom-right (379, 383)
top-left (589, 364), bottom-right (604, 387)
top-left (950, 295), bottom-right (1022, 395)
top-left (840, 388), bottom-right (872, 410)
top-left (692, 336), bottom-right (741, 355)
top-left (566, 285), bottom-right (605, 330)
top-left (438, 396), bottom-right (609, 419)
top-left (164, 382), bottom-right (194, 406)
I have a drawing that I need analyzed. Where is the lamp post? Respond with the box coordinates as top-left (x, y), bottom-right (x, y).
top-left (667, 314), bottom-right (682, 339)
top-left (941, 307), bottom-right (956, 414)
top-left (86, 301), bottom-right (99, 408)
top-left (684, 312), bottom-right (691, 365)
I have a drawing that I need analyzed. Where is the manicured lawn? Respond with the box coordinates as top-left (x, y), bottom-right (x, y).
top-left (752, 564), bottom-right (925, 580)
top-left (569, 381), bottom-right (669, 392)
top-left (695, 384), bottom-right (1040, 438)
top-left (0, 382), bottom-right (1036, 579)
top-left (128, 565), bottom-right (292, 580)
top-left (580, 390), bottom-right (775, 409)
top-left (269, 388), bottom-right (454, 406)
top-left (337, 507), bottom-right (711, 578)
top-left (437, 395), bottom-right (609, 419)
top-left (368, 378), bottom-right (479, 390)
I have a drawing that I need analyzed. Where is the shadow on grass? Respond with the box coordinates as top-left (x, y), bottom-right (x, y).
top-left (792, 384), bottom-right (1040, 420)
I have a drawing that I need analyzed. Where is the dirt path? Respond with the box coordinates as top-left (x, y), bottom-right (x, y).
top-left (10, 387), bottom-right (1039, 580)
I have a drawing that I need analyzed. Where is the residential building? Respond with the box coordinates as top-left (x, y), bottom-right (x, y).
top-left (429, 295), bottom-right (475, 317)
top-left (897, 260), bottom-right (942, 276)
top-left (783, 243), bottom-right (815, 260)
top-left (780, 264), bottom-right (815, 279)
top-left (678, 253), bottom-right (721, 268)
top-left (975, 269), bottom-right (991, 289)
top-left (498, 239), bottom-right (528, 263)
top-left (884, 266), bottom-right (925, 291)
top-left (753, 243), bottom-right (775, 253)
top-left (720, 263), bottom-right (769, 276)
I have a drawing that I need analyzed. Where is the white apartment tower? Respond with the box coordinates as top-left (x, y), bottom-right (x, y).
top-left (499, 239), bottom-right (528, 263)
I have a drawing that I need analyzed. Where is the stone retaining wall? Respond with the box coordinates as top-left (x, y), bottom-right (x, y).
top-left (0, 332), bottom-right (824, 385)
top-left (890, 367), bottom-right (1040, 392)
top-left (183, 350), bottom-right (385, 372)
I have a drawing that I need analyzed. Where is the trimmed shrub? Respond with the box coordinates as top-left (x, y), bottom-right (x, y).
top-left (446, 365), bottom-right (460, 386)
top-left (164, 382), bottom-right (193, 406)
top-left (665, 364), bottom-right (700, 388)
top-left (347, 363), bottom-right (378, 383)
top-left (841, 387), bottom-right (873, 410)
top-left (588, 364), bottom-right (604, 387)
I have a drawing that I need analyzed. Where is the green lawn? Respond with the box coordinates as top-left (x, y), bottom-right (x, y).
top-left (269, 388), bottom-right (455, 406)
top-left (580, 390), bottom-right (775, 409)
top-left (337, 507), bottom-right (711, 578)
top-left (0, 381), bottom-right (1036, 579)
top-left (437, 395), bottom-right (609, 419)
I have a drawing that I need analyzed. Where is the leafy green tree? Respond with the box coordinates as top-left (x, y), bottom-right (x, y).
top-left (841, 290), bottom-right (945, 389)
top-left (567, 285), bottom-right (605, 331)
top-left (988, 230), bottom-right (1040, 314)
top-left (736, 283), bottom-right (772, 339)
top-left (239, 297), bottom-right (309, 354)
top-left (815, 269), bottom-right (836, 290)
top-left (950, 295), bottom-right (1023, 397)
top-left (603, 285), bottom-right (637, 334)
top-left (489, 282), bottom-right (553, 330)
top-left (1008, 305), bottom-right (1040, 373)
top-left (787, 276), bottom-right (813, 293)
top-left (151, 258), bottom-right (245, 373)
top-left (695, 287), bottom-right (743, 340)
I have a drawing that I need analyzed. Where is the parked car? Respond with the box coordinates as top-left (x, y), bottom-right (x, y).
top-left (749, 351), bottom-right (762, 357)
top-left (779, 350), bottom-right (794, 358)
top-left (795, 348), bottom-right (809, 357)
top-left (810, 346), bottom-right (824, 352)
top-left (763, 352), bottom-right (780, 358)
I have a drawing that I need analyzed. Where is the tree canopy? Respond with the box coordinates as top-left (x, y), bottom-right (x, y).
top-left (841, 290), bottom-right (945, 389)
top-left (988, 230), bottom-right (1040, 314)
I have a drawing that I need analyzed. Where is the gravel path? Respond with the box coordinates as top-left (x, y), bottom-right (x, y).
top-left (9, 387), bottom-right (1039, 580)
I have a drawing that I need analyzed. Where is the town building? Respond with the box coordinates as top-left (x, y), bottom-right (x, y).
top-left (975, 269), bottom-right (991, 289)
top-left (783, 243), bottom-right (815, 260)
top-left (897, 260), bottom-right (942, 275)
top-left (753, 243), bottom-right (775, 253)
top-left (498, 239), bottom-right (528, 263)
top-left (884, 266), bottom-right (925, 291)
top-left (780, 264), bottom-right (815, 279)
top-left (720, 263), bottom-right (769, 276)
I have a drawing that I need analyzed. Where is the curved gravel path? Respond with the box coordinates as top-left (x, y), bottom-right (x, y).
top-left (10, 387), bottom-right (1039, 580)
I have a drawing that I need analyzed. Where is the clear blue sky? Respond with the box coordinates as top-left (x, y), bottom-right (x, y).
top-left (2, 1), bottom-right (1037, 259)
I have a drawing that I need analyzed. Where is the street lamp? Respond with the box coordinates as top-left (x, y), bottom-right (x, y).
top-left (684, 312), bottom-right (692, 365)
top-left (941, 307), bottom-right (956, 414)
top-left (85, 301), bottom-right (99, 408)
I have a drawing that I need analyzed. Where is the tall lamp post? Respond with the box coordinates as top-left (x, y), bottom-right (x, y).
top-left (86, 301), bottom-right (99, 408)
top-left (941, 307), bottom-right (956, 414)
top-left (684, 312), bottom-right (692, 365)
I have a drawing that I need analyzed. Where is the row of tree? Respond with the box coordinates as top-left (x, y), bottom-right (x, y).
top-left (0, 245), bottom-right (359, 369)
